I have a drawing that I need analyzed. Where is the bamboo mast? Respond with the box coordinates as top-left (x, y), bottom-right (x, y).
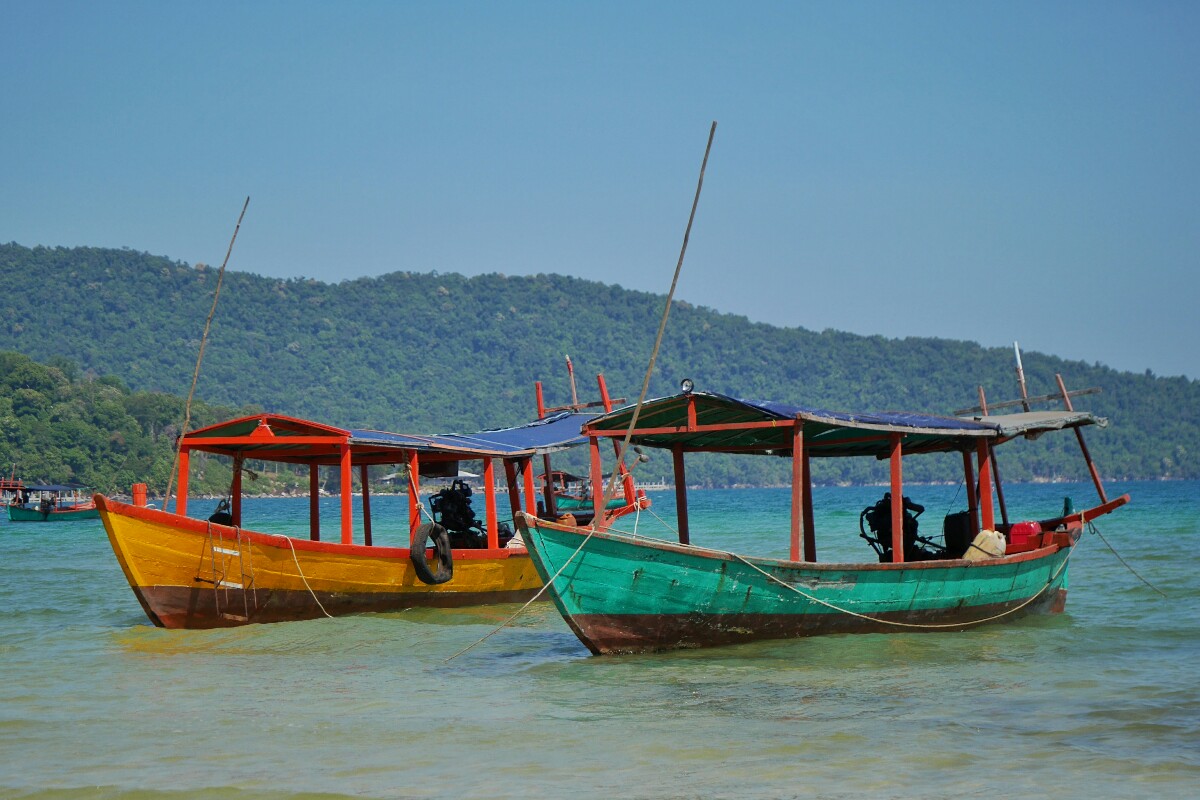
top-left (164, 197), bottom-right (249, 513)
top-left (599, 122), bottom-right (717, 522)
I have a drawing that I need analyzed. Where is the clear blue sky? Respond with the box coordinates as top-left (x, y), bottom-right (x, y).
top-left (4, 1), bottom-right (1198, 379)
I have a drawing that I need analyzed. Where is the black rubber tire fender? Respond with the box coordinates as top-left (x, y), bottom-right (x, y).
top-left (410, 522), bottom-right (453, 585)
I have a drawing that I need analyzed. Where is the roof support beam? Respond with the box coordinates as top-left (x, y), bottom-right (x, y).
top-left (790, 422), bottom-right (803, 561)
top-left (176, 448), bottom-right (190, 516)
top-left (963, 451), bottom-right (978, 536)
top-left (1056, 373), bottom-right (1108, 503)
top-left (339, 443), bottom-right (353, 545)
top-left (408, 451), bottom-right (421, 538)
top-left (309, 465), bottom-right (320, 541)
top-left (484, 458), bottom-right (499, 549)
top-left (360, 464), bottom-right (372, 547)
top-left (889, 434), bottom-right (904, 563)
top-left (977, 440), bottom-right (995, 532)
top-left (231, 458), bottom-right (242, 527)
top-left (673, 444), bottom-right (689, 545)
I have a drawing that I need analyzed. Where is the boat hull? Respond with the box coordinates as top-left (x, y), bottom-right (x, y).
top-left (7, 503), bottom-right (99, 522)
top-left (516, 514), bottom-right (1075, 654)
top-left (97, 495), bottom-right (542, 628)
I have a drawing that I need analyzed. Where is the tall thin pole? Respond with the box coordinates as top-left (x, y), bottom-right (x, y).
top-left (164, 197), bottom-right (250, 511)
top-left (602, 122), bottom-right (717, 510)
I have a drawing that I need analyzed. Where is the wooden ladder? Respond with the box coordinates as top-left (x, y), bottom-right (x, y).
top-left (195, 524), bottom-right (258, 622)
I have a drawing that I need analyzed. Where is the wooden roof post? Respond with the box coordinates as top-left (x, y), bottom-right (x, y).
top-left (673, 443), bottom-right (690, 545)
top-left (408, 451), bottom-right (421, 538)
top-left (360, 464), bottom-right (373, 547)
top-left (309, 465), bottom-right (320, 541)
top-left (1056, 374), bottom-right (1108, 503)
top-left (176, 447), bottom-right (190, 516)
top-left (339, 442), bottom-right (353, 545)
top-left (889, 433), bottom-right (904, 563)
top-left (231, 458), bottom-right (242, 526)
top-left (535, 381), bottom-right (546, 419)
top-left (803, 441), bottom-right (816, 562)
top-left (790, 421), bottom-right (803, 562)
top-left (522, 457), bottom-right (538, 518)
top-left (503, 459), bottom-right (522, 519)
top-left (590, 437), bottom-right (605, 527)
top-left (976, 440), bottom-right (995, 531)
top-left (484, 457), bottom-right (499, 549)
top-left (962, 451), bottom-right (978, 536)
top-left (541, 453), bottom-right (558, 518)
top-left (978, 386), bottom-right (1009, 526)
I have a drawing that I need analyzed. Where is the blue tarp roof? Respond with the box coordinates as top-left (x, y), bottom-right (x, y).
top-left (349, 410), bottom-right (591, 457)
top-left (20, 484), bottom-right (86, 492)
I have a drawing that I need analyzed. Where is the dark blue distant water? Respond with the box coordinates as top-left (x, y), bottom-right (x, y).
top-left (1, 480), bottom-right (1196, 798)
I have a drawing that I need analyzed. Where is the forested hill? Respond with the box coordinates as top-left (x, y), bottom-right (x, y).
top-left (2, 242), bottom-right (1198, 484)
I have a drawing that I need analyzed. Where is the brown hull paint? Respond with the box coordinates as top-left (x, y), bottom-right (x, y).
top-left (136, 584), bottom-right (541, 629)
top-left (568, 588), bottom-right (1070, 655)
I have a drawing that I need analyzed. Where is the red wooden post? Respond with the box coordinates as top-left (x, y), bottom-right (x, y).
top-left (522, 457), bottom-right (537, 518)
top-left (483, 457), bottom-right (498, 549)
top-left (309, 464), bottom-right (320, 541)
top-left (231, 460), bottom-right (242, 526)
top-left (672, 443), bottom-right (690, 545)
top-left (1056, 374), bottom-right (1108, 503)
top-left (977, 440), bottom-right (995, 531)
top-left (176, 448), bottom-right (190, 516)
top-left (802, 446), bottom-right (816, 563)
top-left (790, 421), bottom-right (803, 562)
top-left (360, 464), bottom-right (372, 547)
top-left (889, 433), bottom-right (904, 563)
top-left (590, 438), bottom-right (605, 526)
top-left (408, 451), bottom-right (421, 537)
top-left (535, 381), bottom-right (546, 419)
top-left (963, 451), bottom-right (978, 536)
top-left (339, 443), bottom-right (353, 545)
top-left (978, 386), bottom-right (1009, 526)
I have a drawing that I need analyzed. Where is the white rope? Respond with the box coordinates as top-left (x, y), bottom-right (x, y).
top-left (271, 534), bottom-right (334, 619)
top-left (443, 526), bottom-right (597, 663)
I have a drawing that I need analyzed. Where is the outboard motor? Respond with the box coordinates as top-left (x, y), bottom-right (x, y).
top-left (859, 493), bottom-right (944, 562)
top-left (429, 479), bottom-right (513, 548)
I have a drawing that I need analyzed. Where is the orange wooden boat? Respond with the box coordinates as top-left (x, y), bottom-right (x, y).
top-left (100, 375), bottom-right (648, 628)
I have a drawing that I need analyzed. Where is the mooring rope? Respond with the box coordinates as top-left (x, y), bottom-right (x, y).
top-left (443, 526), bottom-right (597, 663)
top-left (271, 534), bottom-right (334, 619)
top-left (1088, 519), bottom-right (1168, 598)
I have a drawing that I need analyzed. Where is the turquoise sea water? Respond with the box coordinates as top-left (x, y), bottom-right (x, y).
top-left (1, 480), bottom-right (1196, 799)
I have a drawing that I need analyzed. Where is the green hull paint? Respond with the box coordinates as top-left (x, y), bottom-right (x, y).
top-left (517, 514), bottom-right (1073, 654)
top-left (7, 504), bottom-right (100, 522)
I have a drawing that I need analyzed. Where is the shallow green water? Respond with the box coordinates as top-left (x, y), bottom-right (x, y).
top-left (1, 481), bottom-right (1196, 799)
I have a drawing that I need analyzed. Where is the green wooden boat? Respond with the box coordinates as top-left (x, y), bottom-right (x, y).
top-left (6, 483), bottom-right (99, 522)
top-left (516, 388), bottom-right (1129, 654)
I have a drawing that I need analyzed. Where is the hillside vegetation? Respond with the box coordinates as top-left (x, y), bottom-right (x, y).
top-left (2, 242), bottom-right (1197, 489)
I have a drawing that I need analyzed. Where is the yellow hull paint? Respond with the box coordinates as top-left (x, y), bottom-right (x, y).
top-left (97, 495), bottom-right (542, 628)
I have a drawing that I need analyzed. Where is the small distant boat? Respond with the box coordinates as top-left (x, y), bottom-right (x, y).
top-left (517, 386), bottom-right (1129, 654)
top-left (6, 482), bottom-right (99, 522)
top-left (538, 470), bottom-right (627, 521)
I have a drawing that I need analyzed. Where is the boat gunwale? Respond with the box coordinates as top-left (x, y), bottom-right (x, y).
top-left (516, 510), bottom-right (1080, 572)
